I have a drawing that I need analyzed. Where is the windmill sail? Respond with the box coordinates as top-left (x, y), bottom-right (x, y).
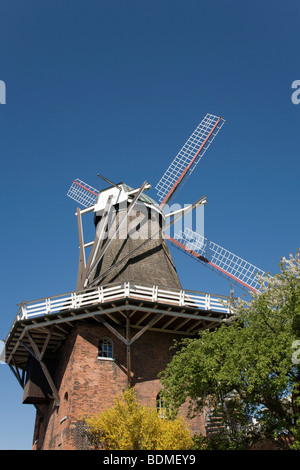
top-left (67, 178), bottom-right (99, 208)
top-left (155, 114), bottom-right (225, 207)
top-left (168, 228), bottom-right (266, 292)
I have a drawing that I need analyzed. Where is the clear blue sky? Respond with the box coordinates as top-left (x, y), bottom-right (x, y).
top-left (0, 0), bottom-right (299, 449)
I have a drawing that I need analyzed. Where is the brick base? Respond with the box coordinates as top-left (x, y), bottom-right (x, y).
top-left (31, 323), bottom-right (205, 450)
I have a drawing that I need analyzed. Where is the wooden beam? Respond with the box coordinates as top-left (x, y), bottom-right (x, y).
top-left (9, 357), bottom-right (24, 388)
top-left (39, 326), bottom-right (55, 360)
top-left (129, 314), bottom-right (163, 345)
top-left (126, 317), bottom-right (131, 387)
top-left (24, 332), bottom-right (60, 405)
top-left (20, 339), bottom-right (39, 362)
top-left (96, 318), bottom-right (128, 345)
top-left (135, 311), bottom-right (151, 326)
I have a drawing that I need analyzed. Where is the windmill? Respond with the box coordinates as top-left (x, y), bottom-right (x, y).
top-left (4, 112), bottom-right (268, 450)
top-left (67, 113), bottom-right (267, 294)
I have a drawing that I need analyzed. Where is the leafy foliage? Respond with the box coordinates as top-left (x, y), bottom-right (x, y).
top-left (84, 388), bottom-right (193, 450)
top-left (160, 252), bottom-right (300, 449)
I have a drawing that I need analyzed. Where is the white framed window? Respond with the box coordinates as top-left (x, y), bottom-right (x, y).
top-left (98, 337), bottom-right (114, 360)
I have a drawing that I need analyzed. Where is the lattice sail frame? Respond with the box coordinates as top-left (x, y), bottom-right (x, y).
top-left (67, 178), bottom-right (99, 208)
top-left (172, 228), bottom-right (266, 292)
top-left (155, 114), bottom-right (225, 205)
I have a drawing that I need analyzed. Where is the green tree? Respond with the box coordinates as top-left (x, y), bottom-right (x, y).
top-left (84, 388), bottom-right (193, 450)
top-left (160, 252), bottom-right (300, 449)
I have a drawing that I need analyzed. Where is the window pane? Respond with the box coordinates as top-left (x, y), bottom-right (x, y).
top-left (98, 338), bottom-right (113, 358)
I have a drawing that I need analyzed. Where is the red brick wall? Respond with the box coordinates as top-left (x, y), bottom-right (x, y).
top-left (32, 323), bottom-right (205, 450)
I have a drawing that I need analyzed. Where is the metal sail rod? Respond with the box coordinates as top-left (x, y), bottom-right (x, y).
top-left (164, 197), bottom-right (207, 218)
top-left (97, 173), bottom-right (122, 191)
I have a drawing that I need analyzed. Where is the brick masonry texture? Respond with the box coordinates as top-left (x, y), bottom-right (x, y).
top-left (32, 322), bottom-right (205, 450)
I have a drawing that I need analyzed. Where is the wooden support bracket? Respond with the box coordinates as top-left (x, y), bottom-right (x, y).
top-left (21, 329), bottom-right (60, 405)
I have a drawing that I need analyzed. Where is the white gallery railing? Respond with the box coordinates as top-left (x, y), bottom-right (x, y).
top-left (15, 282), bottom-right (231, 322)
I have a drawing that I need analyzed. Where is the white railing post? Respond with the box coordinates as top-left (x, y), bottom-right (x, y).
top-left (205, 294), bottom-right (211, 310)
top-left (46, 298), bottom-right (51, 315)
top-left (179, 290), bottom-right (185, 306)
top-left (152, 285), bottom-right (158, 302)
top-left (71, 292), bottom-right (77, 309)
top-left (124, 282), bottom-right (130, 298)
top-left (98, 286), bottom-right (104, 303)
top-left (20, 302), bottom-right (27, 320)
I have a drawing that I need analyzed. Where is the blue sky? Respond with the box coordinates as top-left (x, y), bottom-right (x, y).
top-left (0, 0), bottom-right (299, 449)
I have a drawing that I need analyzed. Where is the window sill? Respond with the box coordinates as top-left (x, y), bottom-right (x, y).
top-left (97, 357), bottom-right (115, 361)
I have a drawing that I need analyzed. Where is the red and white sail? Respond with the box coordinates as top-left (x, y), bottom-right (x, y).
top-left (155, 114), bottom-right (225, 207)
top-left (67, 178), bottom-right (99, 208)
top-left (168, 228), bottom-right (266, 292)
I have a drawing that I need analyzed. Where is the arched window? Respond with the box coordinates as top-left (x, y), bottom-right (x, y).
top-left (98, 337), bottom-right (114, 360)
